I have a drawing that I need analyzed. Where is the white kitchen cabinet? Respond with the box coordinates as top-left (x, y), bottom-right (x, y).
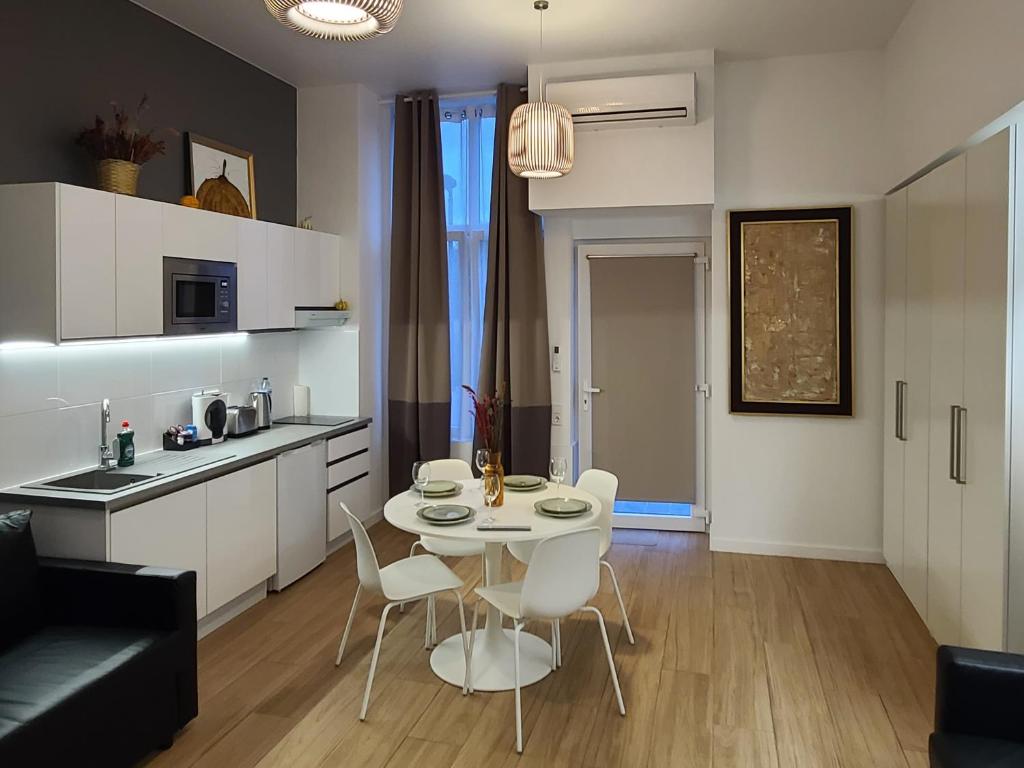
top-left (206, 460), bottom-right (277, 613)
top-left (237, 219), bottom-right (269, 331)
top-left (109, 484), bottom-right (208, 618)
top-left (882, 189), bottom-right (907, 587)
top-left (328, 476), bottom-right (371, 540)
top-left (267, 223), bottom-right (296, 329)
top-left (162, 204), bottom-right (238, 263)
top-left (326, 426), bottom-right (372, 541)
top-left (293, 228), bottom-right (321, 307)
top-left (60, 185), bottom-right (116, 340)
top-left (318, 232), bottom-right (341, 307)
top-left (115, 195), bottom-right (163, 337)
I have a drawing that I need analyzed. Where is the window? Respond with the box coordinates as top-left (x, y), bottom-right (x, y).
top-left (440, 97), bottom-right (496, 446)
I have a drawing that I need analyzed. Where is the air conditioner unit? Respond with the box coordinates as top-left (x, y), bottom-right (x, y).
top-left (545, 72), bottom-right (696, 129)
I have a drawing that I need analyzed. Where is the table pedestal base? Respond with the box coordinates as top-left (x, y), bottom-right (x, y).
top-left (429, 629), bottom-right (553, 692)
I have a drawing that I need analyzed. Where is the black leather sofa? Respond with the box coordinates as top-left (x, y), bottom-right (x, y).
top-left (931, 645), bottom-right (1024, 767)
top-left (0, 510), bottom-right (197, 767)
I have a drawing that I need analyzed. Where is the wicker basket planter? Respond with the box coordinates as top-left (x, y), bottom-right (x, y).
top-left (97, 159), bottom-right (141, 196)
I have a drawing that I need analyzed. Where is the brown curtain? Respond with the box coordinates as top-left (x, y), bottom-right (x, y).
top-left (478, 84), bottom-right (552, 476)
top-left (388, 91), bottom-right (450, 495)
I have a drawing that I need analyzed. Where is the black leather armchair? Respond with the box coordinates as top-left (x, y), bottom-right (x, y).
top-left (931, 645), bottom-right (1024, 767)
top-left (0, 558), bottom-right (198, 767)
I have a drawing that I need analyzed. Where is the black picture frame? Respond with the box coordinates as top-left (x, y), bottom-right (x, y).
top-left (728, 206), bottom-right (853, 416)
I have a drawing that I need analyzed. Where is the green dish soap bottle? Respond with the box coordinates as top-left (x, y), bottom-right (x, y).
top-left (117, 420), bottom-right (135, 468)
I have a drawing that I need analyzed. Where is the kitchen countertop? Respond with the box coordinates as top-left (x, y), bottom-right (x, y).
top-left (0, 418), bottom-right (371, 513)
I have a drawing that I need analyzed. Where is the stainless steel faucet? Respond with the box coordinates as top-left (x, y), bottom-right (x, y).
top-left (99, 398), bottom-right (116, 470)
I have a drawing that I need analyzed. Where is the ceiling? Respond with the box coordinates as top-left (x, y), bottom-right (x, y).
top-left (131, 0), bottom-right (912, 95)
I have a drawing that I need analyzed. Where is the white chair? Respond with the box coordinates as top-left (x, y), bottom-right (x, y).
top-left (402, 459), bottom-right (485, 626)
top-left (506, 469), bottom-right (635, 647)
top-left (334, 503), bottom-right (469, 720)
top-left (468, 527), bottom-right (626, 753)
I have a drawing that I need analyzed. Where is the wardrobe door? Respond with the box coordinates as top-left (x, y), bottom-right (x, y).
top-left (923, 154), bottom-right (967, 647)
top-left (883, 189), bottom-right (909, 584)
top-left (903, 176), bottom-right (935, 618)
top-left (961, 128), bottom-right (1012, 650)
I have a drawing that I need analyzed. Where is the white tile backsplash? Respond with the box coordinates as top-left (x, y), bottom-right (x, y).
top-left (0, 333), bottom-right (300, 488)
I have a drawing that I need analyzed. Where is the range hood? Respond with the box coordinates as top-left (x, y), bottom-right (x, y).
top-left (294, 308), bottom-right (352, 329)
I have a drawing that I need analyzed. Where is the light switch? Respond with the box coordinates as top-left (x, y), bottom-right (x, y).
top-left (551, 404), bottom-right (563, 426)
top-left (551, 345), bottom-right (562, 373)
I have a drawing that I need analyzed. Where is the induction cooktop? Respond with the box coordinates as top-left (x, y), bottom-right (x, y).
top-left (273, 415), bottom-right (357, 427)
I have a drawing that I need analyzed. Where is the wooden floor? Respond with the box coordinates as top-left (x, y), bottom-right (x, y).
top-left (144, 525), bottom-right (937, 768)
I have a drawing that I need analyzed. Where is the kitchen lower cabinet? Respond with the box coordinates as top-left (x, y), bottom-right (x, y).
top-left (109, 485), bottom-right (208, 618)
top-left (206, 460), bottom-right (277, 613)
top-left (327, 426), bottom-right (372, 540)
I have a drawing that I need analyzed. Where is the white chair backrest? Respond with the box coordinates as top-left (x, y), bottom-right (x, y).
top-left (427, 459), bottom-right (474, 482)
top-left (520, 527), bottom-right (601, 620)
top-left (342, 503), bottom-right (382, 593)
top-left (577, 469), bottom-right (618, 556)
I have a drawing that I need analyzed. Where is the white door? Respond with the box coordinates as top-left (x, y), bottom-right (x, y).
top-left (577, 240), bottom-right (707, 532)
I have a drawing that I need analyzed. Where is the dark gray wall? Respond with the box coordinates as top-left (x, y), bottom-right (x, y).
top-left (1, 0), bottom-right (296, 225)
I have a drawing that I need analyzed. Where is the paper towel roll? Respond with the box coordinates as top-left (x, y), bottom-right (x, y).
top-left (293, 385), bottom-right (310, 417)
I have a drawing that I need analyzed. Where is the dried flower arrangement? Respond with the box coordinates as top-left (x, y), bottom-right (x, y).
top-left (463, 384), bottom-right (507, 454)
top-left (75, 96), bottom-right (166, 165)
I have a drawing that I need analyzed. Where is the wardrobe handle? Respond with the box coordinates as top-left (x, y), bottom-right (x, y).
top-left (895, 380), bottom-right (908, 441)
top-left (949, 405), bottom-right (959, 481)
top-left (956, 406), bottom-right (967, 485)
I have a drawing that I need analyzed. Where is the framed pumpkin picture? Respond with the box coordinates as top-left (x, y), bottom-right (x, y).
top-left (186, 133), bottom-right (256, 219)
top-left (729, 206), bottom-right (853, 416)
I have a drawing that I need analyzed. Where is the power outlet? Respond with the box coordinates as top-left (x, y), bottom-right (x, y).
top-left (551, 404), bottom-right (564, 427)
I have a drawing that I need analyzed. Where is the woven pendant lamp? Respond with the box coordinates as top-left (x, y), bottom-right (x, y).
top-left (265, 0), bottom-right (403, 41)
top-left (508, 1), bottom-right (574, 179)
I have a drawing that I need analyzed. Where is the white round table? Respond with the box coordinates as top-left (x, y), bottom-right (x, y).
top-left (383, 479), bottom-right (600, 692)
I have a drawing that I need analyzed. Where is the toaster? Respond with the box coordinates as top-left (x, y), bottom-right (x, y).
top-left (225, 405), bottom-right (259, 437)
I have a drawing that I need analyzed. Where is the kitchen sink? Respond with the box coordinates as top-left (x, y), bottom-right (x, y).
top-left (28, 469), bottom-right (158, 493)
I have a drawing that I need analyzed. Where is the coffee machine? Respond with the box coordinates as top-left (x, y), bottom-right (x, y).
top-left (191, 390), bottom-right (228, 444)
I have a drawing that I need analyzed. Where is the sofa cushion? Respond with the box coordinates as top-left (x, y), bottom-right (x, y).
top-left (0, 625), bottom-right (162, 739)
top-left (0, 510), bottom-right (40, 651)
top-left (930, 732), bottom-right (1024, 767)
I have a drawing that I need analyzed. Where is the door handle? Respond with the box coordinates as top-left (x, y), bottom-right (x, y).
top-left (583, 385), bottom-right (602, 394)
top-left (895, 380), bottom-right (908, 441)
top-left (956, 406), bottom-right (967, 485)
top-left (949, 405), bottom-right (959, 481)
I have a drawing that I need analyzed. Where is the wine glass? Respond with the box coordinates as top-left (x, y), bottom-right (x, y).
top-left (482, 472), bottom-right (501, 509)
top-left (412, 461), bottom-right (431, 507)
top-left (550, 456), bottom-right (567, 495)
top-left (474, 448), bottom-right (490, 476)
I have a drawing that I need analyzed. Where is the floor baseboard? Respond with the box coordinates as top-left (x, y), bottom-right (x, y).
top-left (710, 536), bottom-right (884, 563)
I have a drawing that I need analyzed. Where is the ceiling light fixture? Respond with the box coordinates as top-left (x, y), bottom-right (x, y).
top-left (508, 1), bottom-right (574, 179)
top-left (265, 0), bottom-right (403, 41)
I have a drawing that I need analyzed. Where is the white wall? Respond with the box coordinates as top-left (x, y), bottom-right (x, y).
top-left (885, 0), bottom-right (1024, 189)
top-left (298, 83), bottom-right (387, 517)
top-left (0, 333), bottom-right (299, 490)
top-left (709, 51), bottom-right (887, 561)
top-left (528, 51), bottom-right (715, 212)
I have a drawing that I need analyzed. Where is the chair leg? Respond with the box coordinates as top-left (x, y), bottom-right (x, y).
top-left (550, 621), bottom-right (558, 670)
top-left (467, 599), bottom-right (481, 695)
top-left (424, 596), bottom-right (434, 650)
top-left (360, 602), bottom-right (396, 721)
top-left (452, 590), bottom-right (469, 695)
top-left (431, 594), bottom-right (438, 646)
top-left (335, 584), bottom-right (362, 666)
top-left (585, 606), bottom-right (626, 716)
top-left (514, 621), bottom-right (524, 753)
top-left (601, 559), bottom-right (635, 645)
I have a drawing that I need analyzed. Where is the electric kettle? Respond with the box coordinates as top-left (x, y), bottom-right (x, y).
top-left (249, 377), bottom-right (273, 430)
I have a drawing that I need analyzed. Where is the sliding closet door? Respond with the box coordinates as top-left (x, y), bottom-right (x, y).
top-left (903, 176), bottom-right (936, 618)
top-left (961, 128), bottom-right (1012, 651)
top-left (923, 154), bottom-right (967, 647)
top-left (883, 189), bottom-right (908, 584)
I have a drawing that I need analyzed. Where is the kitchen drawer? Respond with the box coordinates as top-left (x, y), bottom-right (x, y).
top-left (327, 474), bottom-right (371, 540)
top-left (328, 450), bottom-right (370, 489)
top-left (328, 426), bottom-right (370, 463)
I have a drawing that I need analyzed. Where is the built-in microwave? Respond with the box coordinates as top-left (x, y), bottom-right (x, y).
top-left (163, 257), bottom-right (237, 335)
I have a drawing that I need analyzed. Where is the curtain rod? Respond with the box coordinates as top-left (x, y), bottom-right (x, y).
top-left (378, 86), bottom-right (528, 105)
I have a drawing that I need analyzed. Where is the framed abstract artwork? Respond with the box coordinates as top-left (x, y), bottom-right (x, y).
top-left (186, 133), bottom-right (256, 219)
top-left (728, 206), bottom-right (853, 416)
